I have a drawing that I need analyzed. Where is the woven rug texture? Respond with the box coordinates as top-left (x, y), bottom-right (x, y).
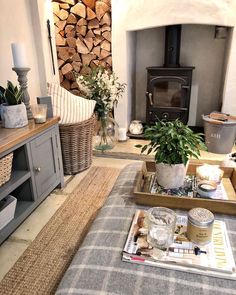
top-left (0, 166), bottom-right (120, 295)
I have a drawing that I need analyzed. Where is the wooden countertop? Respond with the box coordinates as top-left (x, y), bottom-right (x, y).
top-left (0, 117), bottom-right (60, 154)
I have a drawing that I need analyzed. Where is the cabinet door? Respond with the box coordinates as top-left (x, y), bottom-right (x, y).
top-left (30, 128), bottom-right (60, 198)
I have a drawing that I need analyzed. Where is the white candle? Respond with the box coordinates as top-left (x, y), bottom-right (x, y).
top-left (11, 43), bottom-right (28, 68)
top-left (118, 127), bottom-right (127, 141)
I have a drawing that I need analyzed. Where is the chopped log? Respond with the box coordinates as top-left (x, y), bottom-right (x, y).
top-left (104, 55), bottom-right (112, 66)
top-left (56, 33), bottom-right (66, 46)
top-left (102, 31), bottom-right (111, 42)
top-left (77, 34), bottom-right (85, 42)
top-left (85, 29), bottom-right (95, 38)
top-left (71, 3), bottom-right (86, 18)
top-left (101, 25), bottom-right (111, 32)
top-left (65, 24), bottom-right (75, 34)
top-left (57, 47), bottom-right (76, 61)
top-left (81, 53), bottom-right (96, 65)
top-left (92, 59), bottom-right (100, 66)
top-left (95, 1), bottom-right (110, 21)
top-left (72, 53), bottom-right (81, 62)
top-left (100, 39), bottom-right (110, 51)
top-left (92, 45), bottom-right (100, 57)
top-left (84, 37), bottom-right (93, 51)
top-left (87, 7), bottom-right (96, 20)
top-left (61, 63), bottom-right (73, 75)
top-left (72, 61), bottom-right (82, 72)
top-left (93, 35), bottom-right (103, 46)
top-left (100, 49), bottom-right (110, 59)
top-left (76, 25), bottom-right (87, 36)
top-left (77, 18), bottom-right (87, 26)
top-left (76, 39), bottom-right (90, 54)
top-left (58, 9), bottom-right (69, 21)
top-left (54, 26), bottom-right (60, 34)
top-left (93, 28), bottom-right (101, 35)
top-left (101, 0), bottom-right (111, 6)
top-left (66, 37), bottom-right (76, 47)
top-left (53, 14), bottom-right (60, 23)
top-left (82, 0), bottom-right (95, 10)
top-left (71, 89), bottom-right (81, 96)
top-left (71, 81), bottom-right (79, 89)
top-left (90, 61), bottom-right (97, 69)
top-left (100, 12), bottom-right (111, 25)
top-left (58, 59), bottom-right (65, 68)
top-left (59, 3), bottom-right (70, 9)
top-left (56, 20), bottom-right (66, 30)
top-left (52, 2), bottom-right (60, 14)
top-left (80, 66), bottom-right (92, 75)
top-left (59, 70), bottom-right (64, 83)
top-left (59, 30), bottom-right (65, 37)
top-left (60, 0), bottom-right (75, 5)
top-left (88, 18), bottom-right (99, 29)
top-left (61, 79), bottom-right (71, 90)
top-left (65, 71), bottom-right (76, 81)
top-left (67, 13), bottom-right (77, 24)
top-left (66, 30), bottom-right (76, 38)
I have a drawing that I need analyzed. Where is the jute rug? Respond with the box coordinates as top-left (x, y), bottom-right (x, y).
top-left (0, 166), bottom-right (120, 295)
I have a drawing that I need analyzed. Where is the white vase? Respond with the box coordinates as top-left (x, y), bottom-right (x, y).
top-left (2, 103), bottom-right (28, 128)
top-left (155, 162), bottom-right (188, 189)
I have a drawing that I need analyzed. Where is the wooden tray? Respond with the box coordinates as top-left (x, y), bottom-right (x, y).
top-left (133, 161), bottom-right (236, 215)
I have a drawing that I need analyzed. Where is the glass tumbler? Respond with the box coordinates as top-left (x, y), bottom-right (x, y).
top-left (31, 104), bottom-right (47, 124)
top-left (147, 207), bottom-right (177, 250)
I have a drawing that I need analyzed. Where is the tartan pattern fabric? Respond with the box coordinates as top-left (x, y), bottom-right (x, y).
top-left (56, 162), bottom-right (236, 295)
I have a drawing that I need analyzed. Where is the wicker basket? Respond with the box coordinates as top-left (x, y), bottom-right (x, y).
top-left (0, 153), bottom-right (13, 187)
top-left (59, 115), bottom-right (95, 175)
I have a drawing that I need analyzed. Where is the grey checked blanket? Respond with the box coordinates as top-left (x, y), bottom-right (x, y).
top-left (56, 162), bottom-right (236, 295)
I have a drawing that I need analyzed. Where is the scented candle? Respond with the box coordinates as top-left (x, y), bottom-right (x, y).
top-left (187, 208), bottom-right (214, 246)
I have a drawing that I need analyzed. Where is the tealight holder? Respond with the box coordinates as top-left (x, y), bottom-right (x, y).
top-left (31, 104), bottom-right (47, 124)
top-left (196, 164), bottom-right (223, 184)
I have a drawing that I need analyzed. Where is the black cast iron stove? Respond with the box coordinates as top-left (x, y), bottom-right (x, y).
top-left (146, 25), bottom-right (194, 124)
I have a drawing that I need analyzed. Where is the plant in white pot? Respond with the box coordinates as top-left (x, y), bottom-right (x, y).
top-left (136, 119), bottom-right (206, 189)
top-left (0, 81), bottom-right (28, 128)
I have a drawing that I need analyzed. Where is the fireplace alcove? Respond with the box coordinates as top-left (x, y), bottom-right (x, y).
top-left (112, 0), bottom-right (236, 130)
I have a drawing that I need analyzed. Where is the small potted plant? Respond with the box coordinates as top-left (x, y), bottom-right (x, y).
top-left (136, 119), bottom-right (206, 189)
top-left (0, 81), bottom-right (28, 128)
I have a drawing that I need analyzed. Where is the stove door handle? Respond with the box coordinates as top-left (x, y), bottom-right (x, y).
top-left (146, 92), bottom-right (154, 105)
top-left (182, 85), bottom-right (190, 89)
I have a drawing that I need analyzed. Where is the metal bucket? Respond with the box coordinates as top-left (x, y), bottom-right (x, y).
top-left (202, 115), bottom-right (236, 154)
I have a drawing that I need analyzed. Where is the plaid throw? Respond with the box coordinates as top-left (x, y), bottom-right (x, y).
top-left (56, 162), bottom-right (236, 295)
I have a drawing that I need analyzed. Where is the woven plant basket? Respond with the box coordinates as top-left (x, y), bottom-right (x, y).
top-left (59, 115), bottom-right (95, 175)
top-left (0, 153), bottom-right (13, 187)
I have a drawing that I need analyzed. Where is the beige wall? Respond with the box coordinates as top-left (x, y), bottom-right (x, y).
top-left (0, 0), bottom-right (58, 104)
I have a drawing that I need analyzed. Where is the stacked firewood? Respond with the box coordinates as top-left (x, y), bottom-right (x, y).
top-left (52, 0), bottom-right (112, 95)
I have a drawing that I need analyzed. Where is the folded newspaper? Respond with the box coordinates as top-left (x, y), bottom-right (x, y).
top-left (123, 210), bottom-right (236, 280)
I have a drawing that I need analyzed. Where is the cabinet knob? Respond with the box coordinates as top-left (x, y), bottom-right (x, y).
top-left (35, 167), bottom-right (41, 172)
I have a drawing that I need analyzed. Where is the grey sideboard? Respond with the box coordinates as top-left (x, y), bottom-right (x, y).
top-left (0, 117), bottom-right (64, 244)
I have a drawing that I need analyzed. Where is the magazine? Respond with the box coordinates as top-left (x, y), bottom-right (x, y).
top-left (122, 210), bottom-right (236, 280)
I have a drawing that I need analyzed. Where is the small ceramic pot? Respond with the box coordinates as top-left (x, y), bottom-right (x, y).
top-left (156, 162), bottom-right (188, 189)
top-left (129, 120), bottom-right (143, 135)
top-left (2, 103), bottom-right (28, 128)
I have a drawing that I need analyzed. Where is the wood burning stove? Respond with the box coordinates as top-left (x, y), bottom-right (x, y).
top-left (146, 25), bottom-right (194, 125)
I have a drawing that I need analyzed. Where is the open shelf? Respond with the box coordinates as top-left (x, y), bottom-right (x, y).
top-left (0, 200), bottom-right (33, 244)
top-left (0, 171), bottom-right (31, 201)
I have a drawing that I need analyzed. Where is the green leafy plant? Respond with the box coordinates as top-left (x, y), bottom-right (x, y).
top-left (135, 119), bottom-right (207, 165)
top-left (76, 66), bottom-right (126, 119)
top-left (0, 81), bottom-right (23, 105)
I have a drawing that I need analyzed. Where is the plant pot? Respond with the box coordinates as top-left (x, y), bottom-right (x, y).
top-left (155, 162), bottom-right (188, 189)
top-left (2, 103), bottom-right (28, 128)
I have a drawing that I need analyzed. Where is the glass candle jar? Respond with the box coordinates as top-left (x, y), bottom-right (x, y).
top-left (147, 207), bottom-right (177, 250)
top-left (129, 120), bottom-right (143, 135)
top-left (31, 104), bottom-right (47, 124)
top-left (187, 208), bottom-right (214, 245)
